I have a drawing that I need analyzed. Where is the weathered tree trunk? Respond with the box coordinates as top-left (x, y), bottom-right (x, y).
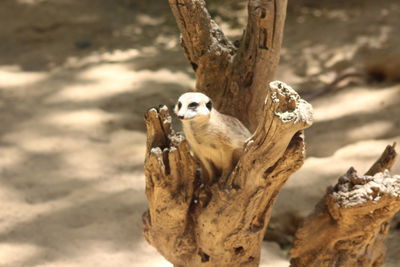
top-left (142, 1), bottom-right (313, 266)
top-left (290, 144), bottom-right (400, 267)
top-left (143, 81), bottom-right (313, 266)
top-left (141, 1), bottom-right (400, 266)
top-left (169, 0), bottom-right (287, 131)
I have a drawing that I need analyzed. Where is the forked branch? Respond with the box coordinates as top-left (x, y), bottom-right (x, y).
top-left (168, 0), bottom-right (288, 131)
top-left (228, 0), bottom-right (288, 130)
top-left (143, 81), bottom-right (313, 266)
top-left (168, 0), bottom-right (234, 68)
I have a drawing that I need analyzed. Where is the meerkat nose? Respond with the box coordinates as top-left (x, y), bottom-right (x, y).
top-left (178, 115), bottom-right (184, 120)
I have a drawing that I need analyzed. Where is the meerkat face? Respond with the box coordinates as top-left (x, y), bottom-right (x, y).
top-left (174, 92), bottom-right (212, 121)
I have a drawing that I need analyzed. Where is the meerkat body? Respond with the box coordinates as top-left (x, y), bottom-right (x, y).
top-left (175, 92), bottom-right (251, 182)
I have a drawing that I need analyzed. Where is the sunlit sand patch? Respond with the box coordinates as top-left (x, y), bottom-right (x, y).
top-left (333, 139), bottom-right (400, 170)
top-left (60, 149), bottom-right (113, 179)
top-left (0, 65), bottom-right (47, 88)
top-left (260, 241), bottom-right (289, 267)
top-left (0, 147), bottom-right (26, 169)
top-left (42, 109), bottom-right (117, 129)
top-left (47, 64), bottom-right (194, 103)
top-left (46, 64), bottom-right (136, 102)
top-left (16, 0), bottom-right (45, 5)
top-left (136, 14), bottom-right (166, 26)
top-left (346, 120), bottom-right (394, 140)
top-left (3, 131), bottom-right (90, 154)
top-left (274, 137), bottom-right (400, 218)
top-left (0, 243), bottom-right (42, 266)
top-left (155, 34), bottom-right (178, 49)
top-left (313, 85), bottom-right (400, 122)
top-left (285, 138), bottom-right (400, 190)
top-left (107, 130), bottom-right (146, 170)
top-left (133, 241), bottom-right (174, 267)
top-left (64, 49), bottom-right (140, 68)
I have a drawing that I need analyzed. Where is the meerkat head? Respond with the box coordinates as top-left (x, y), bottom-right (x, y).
top-left (174, 92), bottom-right (213, 121)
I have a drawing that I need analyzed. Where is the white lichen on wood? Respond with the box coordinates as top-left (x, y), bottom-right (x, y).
top-left (160, 106), bottom-right (172, 125)
top-left (295, 99), bottom-right (314, 125)
top-left (291, 143), bottom-right (399, 267)
top-left (150, 147), bottom-right (163, 156)
top-left (269, 81), bottom-right (313, 126)
top-left (333, 168), bottom-right (400, 207)
top-left (168, 131), bottom-right (185, 146)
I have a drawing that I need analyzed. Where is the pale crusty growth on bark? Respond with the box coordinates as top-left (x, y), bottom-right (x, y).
top-left (169, 0), bottom-right (287, 131)
top-left (143, 81), bottom-right (313, 266)
top-left (291, 144), bottom-right (399, 267)
top-left (334, 169), bottom-right (400, 207)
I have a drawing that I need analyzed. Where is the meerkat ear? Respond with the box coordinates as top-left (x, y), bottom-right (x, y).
top-left (206, 100), bottom-right (212, 111)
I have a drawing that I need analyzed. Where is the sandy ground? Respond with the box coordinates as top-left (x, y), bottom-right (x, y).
top-left (0, 0), bottom-right (399, 266)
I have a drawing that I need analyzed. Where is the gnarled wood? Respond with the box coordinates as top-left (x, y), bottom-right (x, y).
top-left (169, 0), bottom-right (288, 131)
top-left (143, 106), bottom-right (198, 264)
top-left (290, 144), bottom-right (399, 267)
top-left (143, 1), bottom-right (307, 266)
top-left (143, 1), bottom-right (400, 266)
top-left (143, 81), bottom-right (313, 266)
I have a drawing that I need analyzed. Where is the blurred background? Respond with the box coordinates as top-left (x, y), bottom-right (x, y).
top-left (0, 0), bottom-right (399, 266)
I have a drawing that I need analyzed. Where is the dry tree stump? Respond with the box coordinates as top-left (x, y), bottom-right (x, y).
top-left (140, 0), bottom-right (312, 266)
top-left (141, 1), bottom-right (400, 266)
top-left (291, 144), bottom-right (400, 267)
top-left (140, 0), bottom-right (400, 266)
top-left (143, 81), bottom-right (313, 266)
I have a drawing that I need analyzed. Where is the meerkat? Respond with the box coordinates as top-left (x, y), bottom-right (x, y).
top-left (174, 92), bottom-right (251, 183)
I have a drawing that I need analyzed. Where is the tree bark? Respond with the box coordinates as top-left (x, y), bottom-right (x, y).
top-left (143, 81), bottom-right (313, 266)
top-left (142, 1), bottom-right (400, 266)
top-left (169, 0), bottom-right (287, 131)
top-left (290, 143), bottom-right (400, 267)
top-left (142, 1), bottom-right (311, 266)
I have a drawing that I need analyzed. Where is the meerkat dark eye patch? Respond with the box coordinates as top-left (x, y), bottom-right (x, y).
top-left (188, 102), bottom-right (199, 108)
top-left (177, 101), bottom-right (182, 110)
top-left (206, 100), bottom-right (212, 110)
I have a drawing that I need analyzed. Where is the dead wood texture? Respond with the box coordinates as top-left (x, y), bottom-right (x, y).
top-left (142, 0), bottom-right (312, 266)
top-left (169, 0), bottom-right (287, 132)
top-left (143, 82), bottom-right (313, 267)
top-left (291, 143), bottom-right (400, 267)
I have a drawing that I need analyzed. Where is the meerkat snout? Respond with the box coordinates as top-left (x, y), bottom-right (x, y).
top-left (175, 92), bottom-right (251, 183)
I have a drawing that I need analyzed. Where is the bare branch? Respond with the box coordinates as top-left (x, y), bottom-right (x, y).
top-left (366, 142), bottom-right (397, 176)
top-left (168, 0), bottom-right (288, 132)
top-left (291, 147), bottom-right (400, 267)
top-left (168, 0), bottom-right (235, 71)
top-left (221, 0), bottom-right (289, 131)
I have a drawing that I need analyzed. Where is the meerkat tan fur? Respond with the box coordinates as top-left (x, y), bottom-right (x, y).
top-left (175, 92), bottom-right (251, 182)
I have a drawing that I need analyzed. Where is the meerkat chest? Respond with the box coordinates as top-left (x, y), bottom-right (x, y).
top-left (183, 122), bottom-right (232, 161)
top-left (185, 122), bottom-right (220, 146)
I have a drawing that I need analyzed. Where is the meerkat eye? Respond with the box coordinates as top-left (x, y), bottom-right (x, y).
top-left (177, 101), bottom-right (182, 110)
top-left (206, 100), bottom-right (212, 111)
top-left (188, 102), bottom-right (199, 108)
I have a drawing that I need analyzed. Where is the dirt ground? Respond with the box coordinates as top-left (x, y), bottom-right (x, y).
top-left (0, 0), bottom-right (399, 266)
